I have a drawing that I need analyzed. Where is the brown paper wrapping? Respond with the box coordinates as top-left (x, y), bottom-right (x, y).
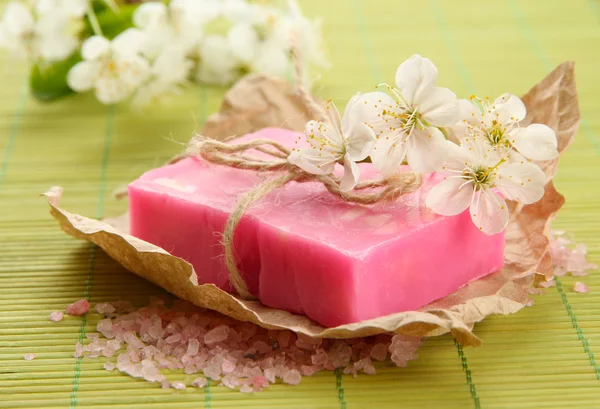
top-left (45, 62), bottom-right (579, 347)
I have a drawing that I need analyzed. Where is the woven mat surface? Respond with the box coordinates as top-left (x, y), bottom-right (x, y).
top-left (1, 0), bottom-right (600, 408)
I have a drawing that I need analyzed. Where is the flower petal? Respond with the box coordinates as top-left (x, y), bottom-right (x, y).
top-left (405, 127), bottom-right (449, 173)
top-left (341, 92), bottom-right (362, 134)
top-left (510, 123), bottom-right (558, 161)
top-left (346, 122), bottom-right (375, 162)
top-left (416, 87), bottom-right (459, 127)
top-left (438, 140), bottom-right (470, 174)
top-left (81, 36), bottom-right (110, 60)
top-left (3, 2), bottom-right (34, 34)
top-left (288, 148), bottom-right (336, 175)
top-left (494, 93), bottom-right (526, 123)
top-left (112, 28), bottom-right (146, 55)
top-left (133, 2), bottom-right (167, 29)
top-left (305, 119), bottom-right (344, 155)
top-left (370, 136), bottom-right (407, 176)
top-left (352, 91), bottom-right (396, 138)
top-left (426, 177), bottom-right (474, 216)
top-left (340, 154), bottom-right (360, 192)
top-left (470, 189), bottom-right (509, 235)
top-left (395, 54), bottom-right (438, 104)
top-left (458, 98), bottom-right (479, 121)
top-left (495, 162), bottom-right (546, 204)
top-left (228, 23), bottom-right (258, 64)
top-left (67, 61), bottom-right (96, 92)
top-left (324, 100), bottom-right (343, 136)
top-left (460, 137), bottom-right (501, 166)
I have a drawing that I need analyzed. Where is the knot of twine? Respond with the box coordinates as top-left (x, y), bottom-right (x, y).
top-left (184, 136), bottom-right (423, 299)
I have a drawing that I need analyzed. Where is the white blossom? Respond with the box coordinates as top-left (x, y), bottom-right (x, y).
top-left (197, 35), bottom-right (239, 85)
top-left (455, 94), bottom-right (558, 162)
top-left (133, 0), bottom-right (204, 58)
top-left (426, 137), bottom-right (547, 235)
top-left (0, 0), bottom-right (87, 61)
top-left (132, 44), bottom-right (192, 108)
top-left (357, 55), bottom-right (459, 175)
top-left (288, 96), bottom-right (376, 192)
top-left (67, 29), bottom-right (150, 104)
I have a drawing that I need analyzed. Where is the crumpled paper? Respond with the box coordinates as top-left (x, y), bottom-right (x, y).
top-left (46, 62), bottom-right (579, 347)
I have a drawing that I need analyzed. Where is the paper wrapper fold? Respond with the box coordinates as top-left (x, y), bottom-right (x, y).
top-left (46, 63), bottom-right (579, 347)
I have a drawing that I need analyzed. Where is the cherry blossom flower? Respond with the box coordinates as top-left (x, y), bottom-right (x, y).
top-left (132, 0), bottom-right (204, 58)
top-left (197, 35), bottom-right (239, 85)
top-left (356, 55), bottom-right (459, 174)
top-left (0, 0), bottom-right (87, 61)
top-left (288, 96), bottom-right (376, 192)
top-left (455, 94), bottom-right (558, 162)
top-left (426, 138), bottom-right (547, 235)
top-left (67, 29), bottom-right (150, 104)
top-left (132, 44), bottom-right (192, 107)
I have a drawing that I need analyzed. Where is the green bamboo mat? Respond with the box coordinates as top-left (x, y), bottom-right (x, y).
top-left (1, 0), bottom-right (600, 408)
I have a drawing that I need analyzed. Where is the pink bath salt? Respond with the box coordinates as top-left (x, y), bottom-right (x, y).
top-left (191, 377), bottom-right (207, 388)
top-left (300, 365), bottom-right (320, 376)
top-left (569, 244), bottom-right (597, 276)
top-left (282, 369), bottom-right (302, 385)
top-left (237, 322), bottom-right (257, 341)
top-left (277, 331), bottom-right (294, 348)
top-left (95, 303), bottom-right (116, 315)
top-left (186, 339), bottom-right (200, 356)
top-left (204, 325), bottom-right (229, 345)
top-left (97, 318), bottom-right (115, 338)
top-left (171, 381), bottom-right (186, 390)
top-left (328, 341), bottom-right (352, 368)
top-left (204, 363), bottom-right (222, 380)
top-left (66, 299), bottom-right (90, 316)
top-left (148, 316), bottom-right (163, 340)
top-left (104, 362), bottom-right (116, 371)
top-left (49, 311), bottom-right (63, 322)
top-left (573, 282), bottom-right (589, 293)
top-left (165, 334), bottom-right (181, 344)
top-left (263, 367), bottom-right (277, 383)
top-left (240, 384), bottom-right (254, 393)
top-left (252, 375), bottom-right (268, 389)
top-left (389, 335), bottom-right (421, 367)
top-left (128, 128), bottom-right (505, 327)
top-left (23, 354), bottom-right (36, 361)
top-left (221, 359), bottom-right (236, 374)
top-left (311, 349), bottom-right (328, 366)
top-left (539, 279), bottom-right (556, 288)
top-left (74, 342), bottom-right (84, 358)
top-left (370, 343), bottom-right (388, 362)
top-left (251, 340), bottom-right (272, 355)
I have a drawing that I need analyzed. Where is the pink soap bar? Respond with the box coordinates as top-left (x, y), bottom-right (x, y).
top-left (129, 128), bottom-right (505, 327)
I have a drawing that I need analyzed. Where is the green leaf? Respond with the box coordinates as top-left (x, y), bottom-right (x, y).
top-left (29, 53), bottom-right (82, 103)
top-left (84, 4), bottom-right (138, 39)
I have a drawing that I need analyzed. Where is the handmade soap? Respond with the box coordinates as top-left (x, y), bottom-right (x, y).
top-left (129, 128), bottom-right (505, 327)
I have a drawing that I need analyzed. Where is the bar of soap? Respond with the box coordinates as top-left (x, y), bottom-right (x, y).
top-left (128, 128), bottom-right (505, 327)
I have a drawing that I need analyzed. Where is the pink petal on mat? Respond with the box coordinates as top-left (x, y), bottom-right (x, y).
top-left (104, 362), bottom-right (116, 371)
top-left (49, 311), bottom-right (64, 322)
top-left (66, 300), bottom-right (90, 316)
top-left (23, 354), bottom-right (36, 361)
top-left (573, 282), bottom-right (589, 293)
